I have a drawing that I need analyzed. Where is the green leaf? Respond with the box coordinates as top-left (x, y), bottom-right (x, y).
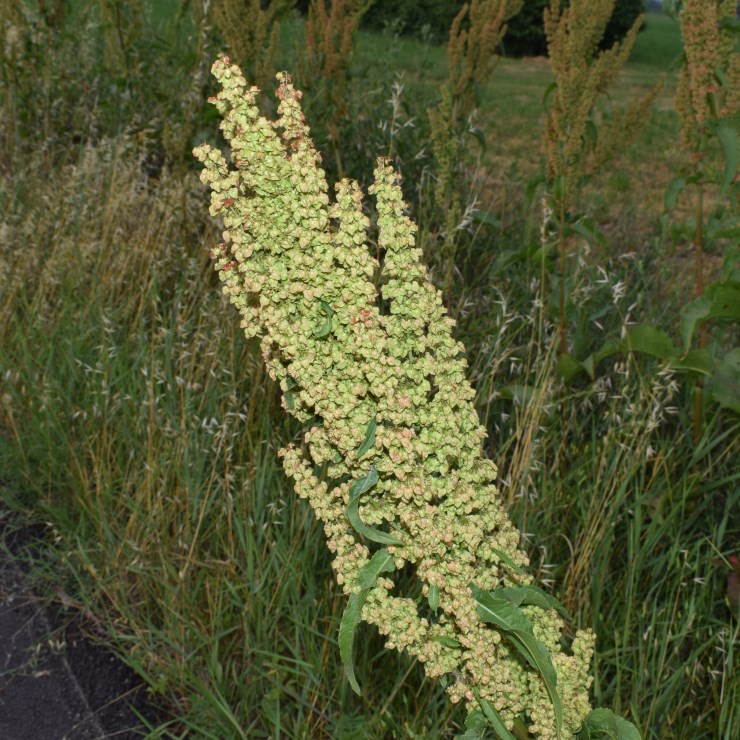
top-left (717, 121), bottom-right (739, 199)
top-left (669, 349), bottom-right (713, 376)
top-left (356, 548), bottom-right (396, 589)
top-left (431, 635), bottom-right (461, 648)
top-left (468, 125), bottom-right (487, 153)
top-left (580, 340), bottom-right (623, 379)
top-left (664, 176), bottom-right (686, 212)
top-left (565, 218), bottom-right (604, 249)
top-left (338, 549), bottom-right (397, 696)
top-left (494, 585), bottom-right (571, 620)
top-left (499, 384), bottom-right (538, 406)
top-left (625, 324), bottom-right (677, 360)
top-left (349, 465), bottom-right (379, 497)
top-left (428, 584), bottom-right (440, 613)
top-left (542, 81), bottom-right (557, 112)
top-left (470, 587), bottom-right (534, 634)
top-left (356, 416), bottom-right (377, 459)
top-left (346, 466), bottom-right (405, 546)
top-left (680, 296), bottom-right (712, 353)
top-left (314, 300), bottom-right (334, 338)
top-left (455, 709), bottom-right (489, 739)
top-left (339, 592), bottom-right (365, 695)
top-left (557, 353), bottom-right (585, 382)
top-left (490, 548), bottom-right (527, 578)
top-left (711, 348), bottom-right (740, 413)
top-left (579, 708), bottom-right (642, 739)
top-left (472, 688), bottom-right (517, 740)
top-left (706, 282), bottom-right (740, 321)
top-left (471, 587), bottom-right (562, 733)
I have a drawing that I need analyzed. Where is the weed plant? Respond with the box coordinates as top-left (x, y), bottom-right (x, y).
top-left (0, 2), bottom-right (738, 738)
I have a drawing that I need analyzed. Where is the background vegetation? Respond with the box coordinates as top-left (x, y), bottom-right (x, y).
top-left (0, 1), bottom-right (738, 738)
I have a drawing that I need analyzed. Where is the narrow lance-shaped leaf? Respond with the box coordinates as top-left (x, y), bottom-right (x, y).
top-left (346, 466), bottom-right (405, 546)
top-left (471, 586), bottom-right (562, 734)
top-left (472, 688), bottom-right (517, 740)
top-left (356, 416), bottom-right (377, 459)
top-left (717, 121), bottom-right (739, 199)
top-left (339, 549), bottom-right (396, 695)
top-left (494, 585), bottom-right (570, 620)
top-left (428, 584), bottom-right (440, 613)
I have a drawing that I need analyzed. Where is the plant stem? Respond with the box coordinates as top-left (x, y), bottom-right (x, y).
top-left (558, 195), bottom-right (567, 356)
top-left (692, 180), bottom-right (705, 446)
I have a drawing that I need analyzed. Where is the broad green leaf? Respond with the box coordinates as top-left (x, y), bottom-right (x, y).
top-left (349, 465), bottom-right (379, 497)
top-left (706, 283), bottom-right (740, 321)
top-left (471, 587), bottom-right (562, 733)
top-left (339, 592), bottom-right (366, 695)
top-left (579, 708), bottom-right (642, 739)
top-left (625, 324), bottom-right (677, 360)
top-left (338, 550), bottom-right (397, 696)
top-left (356, 416), bottom-right (377, 459)
top-left (494, 585), bottom-right (570, 619)
top-left (472, 688), bottom-right (517, 740)
top-left (470, 587), bottom-right (533, 633)
top-left (500, 384), bottom-right (538, 406)
top-left (680, 296), bottom-right (712, 353)
top-left (455, 709), bottom-right (489, 739)
top-left (314, 300), bottom-right (334, 338)
top-left (592, 341), bottom-right (622, 366)
top-left (505, 632), bottom-right (562, 733)
top-left (717, 121), bottom-right (739, 199)
top-left (557, 353), bottom-right (585, 382)
top-left (565, 219), bottom-right (604, 249)
top-left (356, 548), bottom-right (395, 590)
top-left (428, 584), bottom-right (440, 613)
top-left (669, 349), bottom-right (713, 376)
top-left (711, 347), bottom-right (740, 413)
top-left (346, 466), bottom-right (404, 546)
top-left (664, 176), bottom-right (686, 212)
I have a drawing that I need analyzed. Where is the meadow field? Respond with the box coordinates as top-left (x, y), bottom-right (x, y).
top-left (0, 2), bottom-right (738, 738)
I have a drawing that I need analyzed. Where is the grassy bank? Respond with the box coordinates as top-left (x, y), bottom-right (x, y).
top-left (0, 4), bottom-right (738, 738)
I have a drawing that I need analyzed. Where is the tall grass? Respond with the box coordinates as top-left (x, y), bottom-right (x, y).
top-left (0, 4), bottom-right (738, 738)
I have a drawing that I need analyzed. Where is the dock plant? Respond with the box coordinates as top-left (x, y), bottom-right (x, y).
top-left (194, 54), bottom-right (640, 737)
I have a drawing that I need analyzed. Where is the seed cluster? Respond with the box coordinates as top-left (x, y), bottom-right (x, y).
top-left (194, 54), bottom-right (593, 736)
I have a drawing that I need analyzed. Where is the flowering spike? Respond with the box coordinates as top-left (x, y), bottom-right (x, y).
top-left (194, 55), bottom-right (595, 737)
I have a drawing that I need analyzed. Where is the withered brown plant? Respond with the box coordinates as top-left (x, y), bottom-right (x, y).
top-left (428, 0), bottom-right (522, 308)
top-left (446, 0), bottom-right (523, 123)
top-left (211, 0), bottom-right (295, 93)
top-left (97, 0), bottom-right (143, 77)
top-left (543, 0), bottom-right (659, 354)
top-left (302, 0), bottom-right (372, 175)
top-left (674, 0), bottom-right (740, 444)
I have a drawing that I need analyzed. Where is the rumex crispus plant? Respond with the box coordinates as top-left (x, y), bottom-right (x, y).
top-left (211, 0), bottom-right (295, 93)
top-left (193, 54), bottom-right (641, 738)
